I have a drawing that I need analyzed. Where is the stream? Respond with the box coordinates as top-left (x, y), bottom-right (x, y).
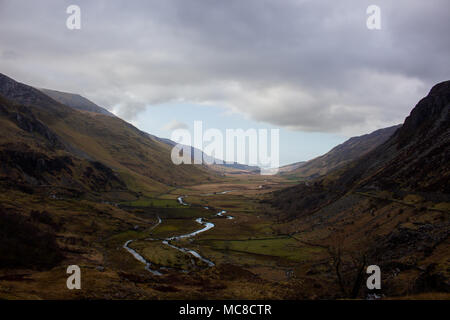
top-left (124, 194), bottom-right (233, 275)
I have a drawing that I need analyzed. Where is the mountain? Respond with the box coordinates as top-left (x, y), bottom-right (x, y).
top-left (272, 80), bottom-right (450, 217)
top-left (39, 88), bottom-right (115, 117)
top-left (150, 134), bottom-right (260, 174)
top-left (0, 72), bottom-right (225, 295)
top-left (0, 94), bottom-right (126, 194)
top-left (268, 81), bottom-right (450, 297)
top-left (0, 73), bottom-right (67, 112)
top-left (325, 81), bottom-right (450, 195)
top-left (345, 82), bottom-right (450, 194)
top-left (280, 125), bottom-right (401, 179)
top-left (0, 73), bottom-right (216, 198)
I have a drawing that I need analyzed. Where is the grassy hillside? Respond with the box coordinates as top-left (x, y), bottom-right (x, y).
top-left (0, 73), bottom-right (217, 197)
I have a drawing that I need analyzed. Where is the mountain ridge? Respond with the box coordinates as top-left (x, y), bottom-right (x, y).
top-left (280, 124), bottom-right (401, 179)
top-left (39, 88), bottom-right (115, 117)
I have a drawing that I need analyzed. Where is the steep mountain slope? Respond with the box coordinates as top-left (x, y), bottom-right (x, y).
top-left (342, 82), bottom-right (450, 194)
top-left (39, 88), bottom-right (115, 116)
top-left (0, 73), bottom-right (216, 196)
top-left (281, 125), bottom-right (401, 179)
top-left (0, 94), bottom-right (125, 195)
top-left (268, 81), bottom-right (450, 298)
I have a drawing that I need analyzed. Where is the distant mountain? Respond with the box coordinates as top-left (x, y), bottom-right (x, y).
top-left (39, 88), bottom-right (115, 117)
top-left (150, 134), bottom-right (260, 174)
top-left (278, 161), bottom-right (306, 174)
top-left (0, 73), bottom-right (215, 197)
top-left (281, 125), bottom-right (401, 179)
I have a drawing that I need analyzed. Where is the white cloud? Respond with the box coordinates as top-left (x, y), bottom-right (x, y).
top-left (0, 0), bottom-right (448, 135)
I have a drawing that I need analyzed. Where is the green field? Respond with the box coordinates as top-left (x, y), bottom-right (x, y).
top-left (151, 218), bottom-right (204, 239)
top-left (200, 237), bottom-right (325, 262)
top-left (121, 197), bottom-right (183, 208)
top-left (130, 240), bottom-right (209, 271)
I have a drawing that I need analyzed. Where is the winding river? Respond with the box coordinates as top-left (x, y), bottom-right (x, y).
top-left (124, 194), bottom-right (233, 275)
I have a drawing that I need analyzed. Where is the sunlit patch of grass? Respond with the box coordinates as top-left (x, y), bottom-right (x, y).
top-left (151, 219), bottom-right (203, 239)
top-left (121, 198), bottom-right (183, 208)
top-left (116, 169), bottom-right (165, 196)
top-left (203, 237), bottom-right (325, 262)
top-left (432, 202), bottom-right (450, 212)
top-left (106, 230), bottom-right (149, 244)
top-left (403, 194), bottom-right (424, 204)
top-left (130, 240), bottom-right (208, 270)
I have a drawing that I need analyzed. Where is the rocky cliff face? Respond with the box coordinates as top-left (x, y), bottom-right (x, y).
top-left (396, 81), bottom-right (450, 147)
top-left (0, 95), bottom-right (63, 149)
top-left (353, 80), bottom-right (450, 194)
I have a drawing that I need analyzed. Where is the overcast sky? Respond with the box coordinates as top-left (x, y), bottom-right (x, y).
top-left (0, 0), bottom-right (449, 164)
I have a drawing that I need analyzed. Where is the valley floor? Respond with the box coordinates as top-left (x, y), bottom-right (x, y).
top-left (0, 174), bottom-right (448, 299)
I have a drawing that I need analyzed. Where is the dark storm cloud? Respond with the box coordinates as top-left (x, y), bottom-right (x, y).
top-left (0, 0), bottom-right (448, 135)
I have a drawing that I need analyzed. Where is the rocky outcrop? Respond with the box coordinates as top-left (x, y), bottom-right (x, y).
top-left (361, 81), bottom-right (450, 193)
top-left (82, 160), bottom-right (127, 191)
top-left (0, 147), bottom-right (73, 184)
